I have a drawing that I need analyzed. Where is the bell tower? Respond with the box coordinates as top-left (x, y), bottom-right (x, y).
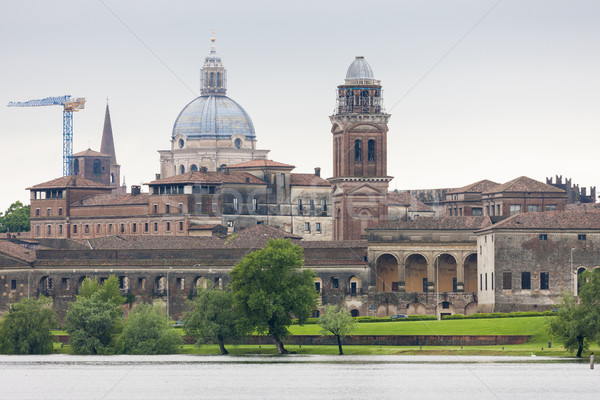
top-left (329, 56), bottom-right (392, 240)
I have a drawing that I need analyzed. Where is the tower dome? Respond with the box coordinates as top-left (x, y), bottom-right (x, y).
top-left (345, 56), bottom-right (374, 80)
top-left (171, 38), bottom-right (255, 140)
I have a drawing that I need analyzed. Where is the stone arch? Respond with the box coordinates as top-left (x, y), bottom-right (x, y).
top-left (190, 164), bottom-right (198, 172)
top-left (435, 253), bottom-right (458, 292)
top-left (348, 275), bottom-right (361, 295)
top-left (463, 253), bottom-right (478, 292)
top-left (464, 301), bottom-right (478, 316)
top-left (179, 165), bottom-right (185, 175)
top-left (376, 253), bottom-right (398, 292)
top-left (76, 276), bottom-right (87, 294)
top-left (405, 253), bottom-right (428, 293)
top-left (154, 275), bottom-right (166, 296)
top-left (377, 303), bottom-right (398, 318)
top-left (350, 309), bottom-right (359, 317)
top-left (407, 302), bottom-right (426, 315)
top-left (438, 300), bottom-right (456, 317)
top-left (577, 267), bottom-right (587, 295)
top-left (193, 276), bottom-right (208, 294)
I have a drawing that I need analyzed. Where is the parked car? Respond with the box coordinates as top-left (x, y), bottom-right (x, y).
top-left (390, 314), bottom-right (408, 319)
top-left (172, 320), bottom-right (183, 327)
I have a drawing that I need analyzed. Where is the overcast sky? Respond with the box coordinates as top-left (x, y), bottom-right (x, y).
top-left (1, 0), bottom-right (599, 212)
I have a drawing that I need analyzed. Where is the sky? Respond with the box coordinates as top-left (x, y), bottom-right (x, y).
top-left (1, 0), bottom-right (599, 212)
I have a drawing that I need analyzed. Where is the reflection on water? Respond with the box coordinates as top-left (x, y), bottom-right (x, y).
top-left (0, 355), bottom-right (597, 400)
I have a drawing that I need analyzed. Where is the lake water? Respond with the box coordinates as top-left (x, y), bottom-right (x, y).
top-left (0, 355), bottom-right (597, 400)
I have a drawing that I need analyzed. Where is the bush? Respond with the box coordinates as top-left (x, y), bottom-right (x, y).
top-left (442, 311), bottom-right (556, 320)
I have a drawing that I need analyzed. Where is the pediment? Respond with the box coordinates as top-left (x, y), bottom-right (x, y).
top-left (347, 183), bottom-right (384, 195)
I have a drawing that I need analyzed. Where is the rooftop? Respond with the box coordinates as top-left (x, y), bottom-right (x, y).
top-left (370, 216), bottom-right (492, 231)
top-left (290, 173), bottom-right (331, 187)
top-left (27, 175), bottom-right (112, 190)
top-left (478, 210), bottom-right (600, 232)
top-left (147, 170), bottom-right (265, 185)
top-left (228, 159), bottom-right (295, 169)
top-left (483, 176), bottom-right (565, 195)
top-left (448, 179), bottom-right (500, 195)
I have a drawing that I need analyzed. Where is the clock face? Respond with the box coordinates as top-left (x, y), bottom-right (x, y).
top-left (178, 139), bottom-right (185, 149)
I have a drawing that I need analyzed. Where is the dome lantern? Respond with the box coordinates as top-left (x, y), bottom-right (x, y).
top-left (200, 37), bottom-right (227, 95)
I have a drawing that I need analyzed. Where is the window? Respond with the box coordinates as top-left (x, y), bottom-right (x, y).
top-left (47, 208), bottom-right (51, 216)
top-left (310, 199), bottom-right (315, 212)
top-left (332, 278), bottom-right (339, 289)
top-left (354, 139), bottom-right (362, 161)
top-left (154, 222), bottom-right (158, 232)
top-left (527, 204), bottom-right (539, 212)
top-left (321, 198), bottom-right (327, 212)
top-left (367, 139), bottom-right (375, 161)
top-left (144, 222), bottom-right (149, 233)
top-left (545, 204), bottom-right (557, 211)
top-left (472, 208), bottom-right (482, 216)
top-left (62, 278), bottom-right (70, 290)
top-left (11, 280), bottom-right (16, 290)
top-left (96, 224), bottom-right (101, 234)
top-left (315, 282), bottom-right (321, 293)
top-left (153, 204), bottom-right (158, 214)
top-left (73, 224), bottom-right (77, 234)
top-left (178, 203), bottom-right (183, 214)
top-left (304, 222), bottom-right (311, 232)
top-left (297, 199), bottom-right (303, 211)
top-left (166, 222), bottom-right (171, 232)
top-left (315, 223), bottom-right (321, 232)
top-left (36, 225), bottom-right (40, 236)
top-left (227, 220), bottom-right (234, 228)
top-left (165, 204), bottom-right (170, 214)
top-left (93, 159), bottom-right (101, 175)
top-left (509, 204), bottom-right (521, 215)
top-left (47, 225), bottom-right (51, 235)
top-left (422, 278), bottom-right (428, 293)
top-left (480, 274), bottom-right (483, 291)
top-left (521, 272), bottom-right (531, 290)
top-left (108, 224), bottom-right (113, 233)
top-left (578, 234), bottom-right (587, 241)
top-left (133, 223), bottom-right (137, 233)
top-left (492, 272), bottom-right (494, 290)
top-left (442, 301), bottom-right (450, 309)
top-left (35, 208), bottom-right (40, 216)
top-left (503, 272), bottom-right (512, 289)
top-left (485, 273), bottom-right (488, 290)
top-left (280, 173), bottom-right (285, 187)
top-left (497, 205), bottom-right (501, 215)
top-left (540, 272), bottom-right (549, 290)
top-left (179, 222), bottom-right (184, 231)
top-left (58, 207), bottom-right (63, 216)
top-left (252, 198), bottom-right (258, 212)
top-left (453, 277), bottom-right (457, 292)
top-left (539, 234), bottom-right (547, 241)
top-left (58, 225), bottom-right (63, 235)
top-left (233, 197), bottom-right (239, 211)
top-left (84, 224), bottom-right (89, 234)
top-left (120, 224), bottom-right (125, 233)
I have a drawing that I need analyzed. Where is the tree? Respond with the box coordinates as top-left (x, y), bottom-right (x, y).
top-left (318, 305), bottom-right (357, 355)
top-left (117, 303), bottom-right (182, 354)
top-left (230, 238), bottom-right (319, 354)
top-left (65, 276), bottom-right (124, 355)
top-left (0, 201), bottom-right (30, 233)
top-left (0, 297), bottom-right (57, 354)
top-left (184, 286), bottom-right (240, 355)
top-left (549, 269), bottom-right (600, 357)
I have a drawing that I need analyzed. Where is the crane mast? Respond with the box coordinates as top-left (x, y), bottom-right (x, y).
top-left (7, 95), bottom-right (86, 176)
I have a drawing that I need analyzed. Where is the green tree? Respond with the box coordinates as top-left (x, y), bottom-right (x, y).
top-left (549, 269), bottom-right (600, 357)
top-left (65, 276), bottom-right (124, 355)
top-left (184, 286), bottom-right (240, 355)
top-left (230, 238), bottom-right (319, 354)
top-left (318, 305), bottom-right (357, 355)
top-left (117, 303), bottom-right (182, 354)
top-left (0, 201), bottom-right (30, 233)
top-left (0, 297), bottom-right (57, 354)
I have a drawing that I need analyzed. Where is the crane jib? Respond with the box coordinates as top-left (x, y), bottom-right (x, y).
top-left (7, 95), bottom-right (71, 107)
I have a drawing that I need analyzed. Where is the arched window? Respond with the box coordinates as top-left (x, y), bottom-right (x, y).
top-left (73, 159), bottom-right (79, 175)
top-left (190, 164), bottom-right (198, 172)
top-left (354, 140), bottom-right (362, 161)
top-left (210, 72), bottom-right (214, 87)
top-left (93, 159), bottom-right (101, 175)
top-left (218, 164), bottom-right (227, 172)
top-left (180, 165), bottom-right (185, 174)
top-left (110, 173), bottom-right (115, 184)
top-left (217, 72), bottom-right (221, 87)
top-left (368, 140), bottom-right (375, 162)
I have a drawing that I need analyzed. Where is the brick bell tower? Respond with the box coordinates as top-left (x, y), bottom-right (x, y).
top-left (329, 56), bottom-right (392, 240)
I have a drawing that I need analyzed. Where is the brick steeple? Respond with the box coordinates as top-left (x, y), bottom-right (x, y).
top-left (100, 102), bottom-right (121, 189)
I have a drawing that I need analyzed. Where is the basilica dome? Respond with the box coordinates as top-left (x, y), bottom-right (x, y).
top-left (346, 56), bottom-right (374, 79)
top-left (172, 95), bottom-right (255, 140)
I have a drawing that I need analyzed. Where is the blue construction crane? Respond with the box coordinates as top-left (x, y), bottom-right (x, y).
top-left (7, 95), bottom-right (86, 176)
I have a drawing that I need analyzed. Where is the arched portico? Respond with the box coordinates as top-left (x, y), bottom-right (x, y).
top-left (375, 253), bottom-right (399, 292)
top-left (405, 253), bottom-right (428, 293)
top-left (433, 253), bottom-right (458, 293)
top-left (463, 253), bottom-right (477, 292)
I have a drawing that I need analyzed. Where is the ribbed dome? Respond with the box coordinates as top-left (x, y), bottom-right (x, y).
top-left (346, 56), bottom-right (374, 79)
top-left (172, 95), bottom-right (255, 139)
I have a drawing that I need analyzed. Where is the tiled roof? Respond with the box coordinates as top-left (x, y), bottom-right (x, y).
top-left (0, 240), bottom-right (36, 263)
top-left (228, 159), bottom-right (295, 169)
top-left (27, 176), bottom-right (112, 190)
top-left (147, 171), bottom-right (265, 185)
top-left (387, 192), bottom-right (433, 212)
top-left (448, 179), bottom-right (500, 194)
top-left (188, 224), bottom-right (221, 230)
top-left (478, 210), bottom-right (600, 231)
top-left (75, 193), bottom-right (151, 207)
top-left (290, 173), bottom-right (331, 187)
top-left (483, 176), bottom-right (565, 195)
top-left (73, 148), bottom-right (110, 157)
top-left (370, 216), bottom-right (492, 231)
top-left (225, 225), bottom-right (302, 248)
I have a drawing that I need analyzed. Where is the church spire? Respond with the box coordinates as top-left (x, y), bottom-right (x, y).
top-left (100, 101), bottom-right (117, 165)
top-left (200, 36), bottom-right (227, 96)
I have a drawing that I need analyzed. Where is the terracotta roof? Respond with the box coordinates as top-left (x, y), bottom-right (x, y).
top-left (370, 216), bottom-right (492, 231)
top-left (478, 210), bottom-right (600, 232)
top-left (387, 192), bottom-right (433, 212)
top-left (227, 159), bottom-right (295, 169)
top-left (27, 176), bottom-right (112, 190)
top-left (73, 148), bottom-right (110, 157)
top-left (483, 176), bottom-right (565, 195)
top-left (448, 179), bottom-right (500, 194)
top-left (225, 225), bottom-right (302, 248)
top-left (188, 224), bottom-right (221, 231)
top-left (75, 193), bottom-right (151, 207)
top-left (290, 173), bottom-right (331, 187)
top-left (0, 240), bottom-right (36, 263)
top-left (74, 235), bottom-right (225, 250)
top-left (147, 171), bottom-right (265, 185)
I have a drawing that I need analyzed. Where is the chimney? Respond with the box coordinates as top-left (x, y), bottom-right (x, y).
top-left (314, 167), bottom-right (321, 177)
top-left (131, 185), bottom-right (141, 196)
top-left (155, 173), bottom-right (161, 180)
